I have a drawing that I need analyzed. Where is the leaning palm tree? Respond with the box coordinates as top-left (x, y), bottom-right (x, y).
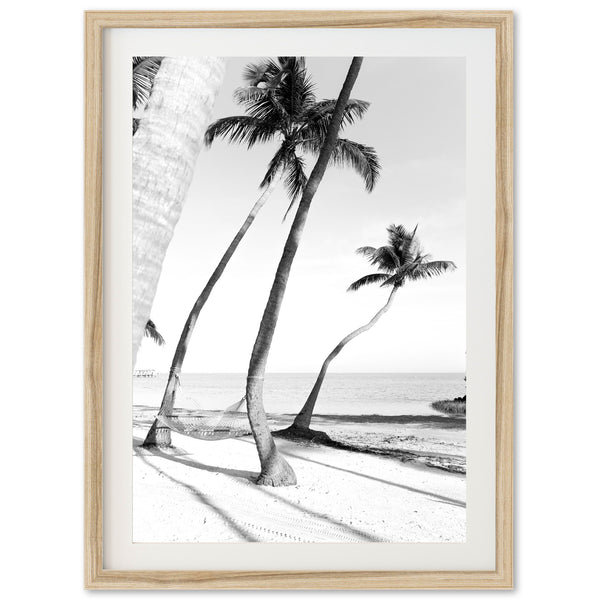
top-left (244, 57), bottom-right (366, 486)
top-left (132, 57), bottom-right (226, 363)
top-left (143, 56), bottom-right (379, 448)
top-left (287, 224), bottom-right (456, 434)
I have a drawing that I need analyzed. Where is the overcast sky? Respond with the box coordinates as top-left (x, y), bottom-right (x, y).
top-left (136, 57), bottom-right (465, 373)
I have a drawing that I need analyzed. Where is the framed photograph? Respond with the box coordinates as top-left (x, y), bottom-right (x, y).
top-left (85, 10), bottom-right (513, 589)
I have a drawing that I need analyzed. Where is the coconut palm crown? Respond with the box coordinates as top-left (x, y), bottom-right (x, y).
top-left (205, 57), bottom-right (380, 218)
top-left (349, 224), bottom-right (456, 292)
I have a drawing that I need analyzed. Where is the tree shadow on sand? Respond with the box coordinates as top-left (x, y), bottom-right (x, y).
top-left (237, 438), bottom-right (466, 509)
top-left (134, 438), bottom-right (384, 542)
top-left (135, 452), bottom-right (260, 542)
top-left (133, 437), bottom-right (257, 481)
top-left (249, 481), bottom-right (384, 542)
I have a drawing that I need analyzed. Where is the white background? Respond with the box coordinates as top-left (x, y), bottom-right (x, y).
top-left (1, 0), bottom-right (599, 597)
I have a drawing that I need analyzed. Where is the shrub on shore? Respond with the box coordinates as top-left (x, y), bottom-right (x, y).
top-left (431, 397), bottom-right (466, 416)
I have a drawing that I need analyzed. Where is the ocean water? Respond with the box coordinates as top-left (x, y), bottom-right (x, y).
top-left (134, 372), bottom-right (466, 417)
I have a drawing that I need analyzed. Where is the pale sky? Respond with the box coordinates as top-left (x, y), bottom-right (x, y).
top-left (136, 57), bottom-right (466, 373)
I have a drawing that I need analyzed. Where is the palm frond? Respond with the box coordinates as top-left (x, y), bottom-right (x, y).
top-left (261, 59), bottom-right (294, 91)
top-left (241, 62), bottom-right (271, 86)
top-left (386, 224), bottom-right (419, 264)
top-left (233, 81), bottom-right (287, 111)
top-left (379, 262), bottom-right (416, 287)
top-left (281, 152), bottom-right (307, 220)
top-left (405, 225), bottom-right (420, 260)
top-left (302, 99), bottom-right (370, 139)
top-left (276, 57), bottom-right (315, 119)
top-left (241, 57), bottom-right (288, 86)
top-left (412, 260), bottom-right (457, 279)
top-left (386, 224), bottom-right (412, 246)
top-left (233, 58), bottom-right (300, 124)
top-left (369, 246), bottom-right (399, 272)
top-left (144, 319), bottom-right (165, 346)
top-left (242, 92), bottom-right (289, 125)
top-left (382, 260), bottom-right (456, 287)
top-left (132, 57), bottom-right (163, 111)
top-left (400, 240), bottom-right (419, 266)
top-left (277, 56), bottom-right (306, 71)
top-left (204, 115), bottom-right (278, 148)
top-left (233, 81), bottom-right (289, 130)
top-left (327, 138), bottom-right (380, 192)
top-left (260, 142), bottom-right (289, 190)
top-left (355, 246), bottom-right (377, 258)
top-left (347, 272), bottom-right (390, 292)
top-left (233, 85), bottom-right (269, 105)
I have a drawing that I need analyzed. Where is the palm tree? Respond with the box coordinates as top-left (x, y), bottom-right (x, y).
top-left (133, 58), bottom-right (171, 348)
top-left (143, 57), bottom-right (379, 448)
top-left (132, 57), bottom-right (226, 363)
top-left (289, 224), bottom-right (456, 433)
top-left (244, 57), bottom-right (365, 487)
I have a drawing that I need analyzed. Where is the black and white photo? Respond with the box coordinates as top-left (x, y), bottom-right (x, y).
top-left (132, 55), bottom-right (466, 543)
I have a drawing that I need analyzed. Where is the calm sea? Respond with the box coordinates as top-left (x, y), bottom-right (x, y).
top-left (133, 372), bottom-right (466, 417)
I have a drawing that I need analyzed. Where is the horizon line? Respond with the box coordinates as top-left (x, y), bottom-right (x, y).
top-left (135, 371), bottom-right (466, 375)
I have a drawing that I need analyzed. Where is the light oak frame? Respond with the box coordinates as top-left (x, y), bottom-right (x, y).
top-left (84, 10), bottom-right (513, 590)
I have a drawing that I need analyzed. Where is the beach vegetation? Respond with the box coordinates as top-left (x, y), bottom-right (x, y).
top-left (243, 57), bottom-right (366, 486)
top-left (284, 224), bottom-right (456, 435)
top-left (143, 57), bottom-right (379, 449)
top-left (431, 397), bottom-right (466, 415)
top-left (132, 59), bottom-right (170, 354)
top-left (131, 57), bottom-right (226, 362)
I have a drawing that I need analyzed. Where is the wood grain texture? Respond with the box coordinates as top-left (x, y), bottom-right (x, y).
top-left (84, 11), bottom-right (103, 591)
top-left (494, 11), bottom-right (514, 591)
top-left (85, 9), bottom-right (512, 29)
top-left (84, 10), bottom-right (513, 590)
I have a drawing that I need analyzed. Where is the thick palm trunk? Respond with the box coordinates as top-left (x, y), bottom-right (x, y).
top-left (132, 57), bottom-right (226, 364)
top-left (292, 287), bottom-right (398, 430)
top-left (245, 57), bottom-right (364, 486)
top-left (143, 175), bottom-right (281, 447)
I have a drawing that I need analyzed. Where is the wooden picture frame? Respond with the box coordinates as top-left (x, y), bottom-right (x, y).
top-left (84, 10), bottom-right (512, 589)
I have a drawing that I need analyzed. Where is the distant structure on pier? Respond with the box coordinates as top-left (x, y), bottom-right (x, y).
top-left (134, 369), bottom-right (158, 378)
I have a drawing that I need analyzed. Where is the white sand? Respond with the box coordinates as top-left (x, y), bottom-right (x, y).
top-left (133, 426), bottom-right (466, 543)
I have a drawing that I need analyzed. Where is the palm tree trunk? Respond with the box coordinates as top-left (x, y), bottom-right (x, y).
top-left (132, 57), bottom-right (226, 364)
top-left (143, 174), bottom-right (281, 447)
top-left (292, 287), bottom-right (398, 430)
top-left (245, 57), bottom-right (364, 486)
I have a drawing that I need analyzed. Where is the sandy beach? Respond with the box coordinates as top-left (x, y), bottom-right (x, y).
top-left (133, 405), bottom-right (466, 543)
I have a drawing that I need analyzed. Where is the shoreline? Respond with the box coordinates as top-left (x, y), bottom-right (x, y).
top-left (272, 413), bottom-right (466, 474)
top-left (135, 405), bottom-right (466, 474)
